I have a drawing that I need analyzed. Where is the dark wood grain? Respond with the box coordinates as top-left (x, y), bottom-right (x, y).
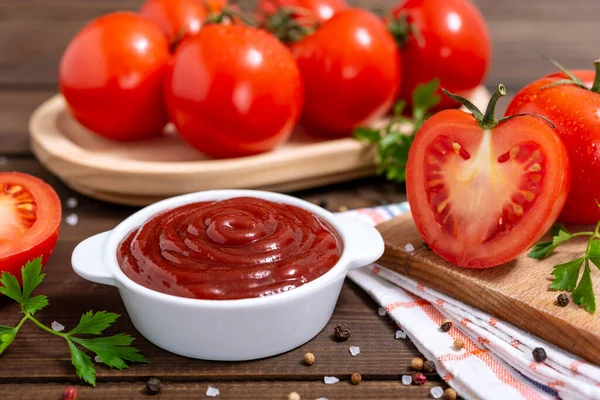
top-left (0, 380), bottom-right (450, 400)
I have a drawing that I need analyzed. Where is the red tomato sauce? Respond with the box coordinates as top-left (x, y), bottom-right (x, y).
top-left (117, 197), bottom-right (343, 300)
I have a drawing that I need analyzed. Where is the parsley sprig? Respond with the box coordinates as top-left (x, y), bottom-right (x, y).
top-left (354, 78), bottom-right (441, 183)
top-left (0, 258), bottom-right (146, 385)
top-left (529, 219), bottom-right (600, 314)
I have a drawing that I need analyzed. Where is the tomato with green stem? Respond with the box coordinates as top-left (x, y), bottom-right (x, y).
top-left (164, 24), bottom-right (303, 158)
top-left (388, 0), bottom-right (491, 111)
top-left (291, 8), bottom-right (401, 136)
top-left (0, 172), bottom-right (61, 281)
top-left (407, 85), bottom-right (570, 268)
top-left (506, 59), bottom-right (600, 224)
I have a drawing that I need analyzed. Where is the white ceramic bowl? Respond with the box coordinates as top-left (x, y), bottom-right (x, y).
top-left (71, 190), bottom-right (384, 361)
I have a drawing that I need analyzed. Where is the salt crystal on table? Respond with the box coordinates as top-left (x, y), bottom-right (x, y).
top-left (430, 386), bottom-right (444, 399)
top-left (324, 376), bottom-right (339, 385)
top-left (395, 330), bottom-right (407, 339)
top-left (404, 243), bottom-right (415, 253)
top-left (94, 355), bottom-right (102, 363)
top-left (51, 321), bottom-right (65, 332)
top-left (0, 156), bottom-right (7, 166)
top-left (65, 213), bottom-right (79, 226)
top-left (67, 197), bottom-right (78, 209)
top-left (315, 398), bottom-right (328, 400)
top-left (401, 375), bottom-right (412, 385)
top-left (378, 307), bottom-right (386, 316)
top-left (206, 386), bottom-right (220, 397)
top-left (349, 346), bottom-right (360, 356)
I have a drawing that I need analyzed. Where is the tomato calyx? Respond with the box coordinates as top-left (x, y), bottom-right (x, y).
top-left (540, 58), bottom-right (600, 94)
top-left (444, 84), bottom-right (555, 130)
top-left (261, 7), bottom-right (318, 43)
top-left (205, 7), bottom-right (256, 27)
top-left (386, 11), bottom-right (424, 49)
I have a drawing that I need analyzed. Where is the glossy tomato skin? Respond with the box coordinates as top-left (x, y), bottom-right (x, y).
top-left (164, 24), bottom-right (303, 158)
top-left (257, 0), bottom-right (347, 22)
top-left (140, 0), bottom-right (208, 42)
top-left (391, 0), bottom-right (490, 110)
top-left (506, 71), bottom-right (600, 224)
top-left (59, 12), bottom-right (171, 141)
top-left (406, 111), bottom-right (570, 268)
top-left (0, 172), bottom-right (61, 281)
top-left (292, 9), bottom-right (400, 135)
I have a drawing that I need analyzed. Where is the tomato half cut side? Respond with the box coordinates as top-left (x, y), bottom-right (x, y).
top-left (0, 172), bottom-right (62, 279)
top-left (407, 109), bottom-right (570, 268)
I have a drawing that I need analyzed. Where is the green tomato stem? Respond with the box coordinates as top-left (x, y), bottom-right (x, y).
top-left (480, 85), bottom-right (507, 129)
top-left (591, 59), bottom-right (600, 94)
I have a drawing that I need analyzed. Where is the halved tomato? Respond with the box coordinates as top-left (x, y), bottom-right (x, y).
top-left (0, 172), bottom-right (61, 279)
top-left (406, 86), bottom-right (570, 268)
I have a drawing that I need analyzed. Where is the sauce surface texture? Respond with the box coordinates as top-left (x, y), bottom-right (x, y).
top-left (117, 197), bottom-right (343, 300)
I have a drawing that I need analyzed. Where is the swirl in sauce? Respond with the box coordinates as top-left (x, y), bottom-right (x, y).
top-left (117, 197), bottom-right (343, 300)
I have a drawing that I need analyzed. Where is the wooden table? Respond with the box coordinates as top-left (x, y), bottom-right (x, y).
top-left (0, 0), bottom-right (596, 398)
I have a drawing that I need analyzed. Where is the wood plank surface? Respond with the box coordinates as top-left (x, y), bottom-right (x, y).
top-left (0, 380), bottom-right (450, 400)
top-left (376, 213), bottom-right (600, 365)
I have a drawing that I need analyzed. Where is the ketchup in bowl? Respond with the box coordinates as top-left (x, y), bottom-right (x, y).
top-left (117, 197), bottom-right (343, 300)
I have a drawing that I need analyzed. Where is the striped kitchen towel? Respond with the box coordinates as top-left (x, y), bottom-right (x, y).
top-left (339, 203), bottom-right (600, 400)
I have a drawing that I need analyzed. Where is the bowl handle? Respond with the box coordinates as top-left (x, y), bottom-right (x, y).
top-left (71, 231), bottom-right (117, 287)
top-left (336, 216), bottom-right (385, 270)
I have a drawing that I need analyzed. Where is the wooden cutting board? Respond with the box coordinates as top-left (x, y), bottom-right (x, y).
top-left (376, 213), bottom-right (600, 365)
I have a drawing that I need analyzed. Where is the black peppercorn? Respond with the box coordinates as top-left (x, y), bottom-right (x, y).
top-left (557, 293), bottom-right (569, 307)
top-left (440, 320), bottom-right (452, 332)
top-left (146, 377), bottom-right (162, 395)
top-left (334, 323), bottom-right (351, 341)
top-left (532, 347), bottom-right (547, 362)
top-left (422, 360), bottom-right (436, 373)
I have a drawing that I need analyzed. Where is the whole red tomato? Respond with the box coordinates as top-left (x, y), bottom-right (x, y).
top-left (506, 68), bottom-right (600, 224)
top-left (164, 24), bottom-right (303, 158)
top-left (59, 12), bottom-right (170, 141)
top-left (140, 0), bottom-right (228, 44)
top-left (292, 8), bottom-right (400, 135)
top-left (257, 0), bottom-right (347, 23)
top-left (389, 0), bottom-right (491, 110)
top-left (407, 86), bottom-right (570, 268)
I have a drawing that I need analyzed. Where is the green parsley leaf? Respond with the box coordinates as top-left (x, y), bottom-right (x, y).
top-left (72, 334), bottom-right (147, 370)
top-left (528, 224), bottom-right (573, 259)
top-left (572, 259), bottom-right (596, 313)
top-left (588, 239), bottom-right (600, 268)
top-left (550, 257), bottom-right (584, 292)
top-left (67, 339), bottom-right (97, 386)
top-left (21, 257), bottom-right (44, 303)
top-left (0, 325), bottom-right (17, 355)
top-left (68, 311), bottom-right (120, 336)
top-left (0, 272), bottom-right (22, 303)
top-left (353, 78), bottom-right (440, 184)
top-left (22, 295), bottom-right (49, 315)
top-left (528, 241), bottom-right (554, 260)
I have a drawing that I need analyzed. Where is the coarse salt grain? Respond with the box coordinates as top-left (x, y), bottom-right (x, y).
top-left (67, 197), bottom-right (78, 209)
top-left (315, 398), bottom-right (328, 400)
top-left (206, 386), bottom-right (220, 397)
top-left (349, 346), bottom-right (360, 356)
top-left (94, 355), bottom-right (102, 363)
top-left (395, 330), bottom-right (407, 339)
top-left (430, 386), bottom-right (444, 399)
top-left (401, 375), bottom-right (412, 385)
top-left (65, 214), bottom-right (79, 226)
top-left (324, 376), bottom-right (339, 385)
top-left (404, 243), bottom-right (415, 253)
top-left (51, 321), bottom-right (65, 332)
top-left (378, 307), bottom-right (386, 316)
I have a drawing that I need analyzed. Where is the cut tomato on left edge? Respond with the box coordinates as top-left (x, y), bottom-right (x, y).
top-left (0, 172), bottom-right (61, 280)
top-left (406, 85), bottom-right (570, 268)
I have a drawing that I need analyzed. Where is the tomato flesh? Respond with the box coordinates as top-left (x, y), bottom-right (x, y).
top-left (407, 110), bottom-right (570, 268)
top-left (0, 173), bottom-right (61, 280)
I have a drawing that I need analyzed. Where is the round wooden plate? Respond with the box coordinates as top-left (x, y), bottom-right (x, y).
top-left (29, 88), bottom-right (490, 206)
